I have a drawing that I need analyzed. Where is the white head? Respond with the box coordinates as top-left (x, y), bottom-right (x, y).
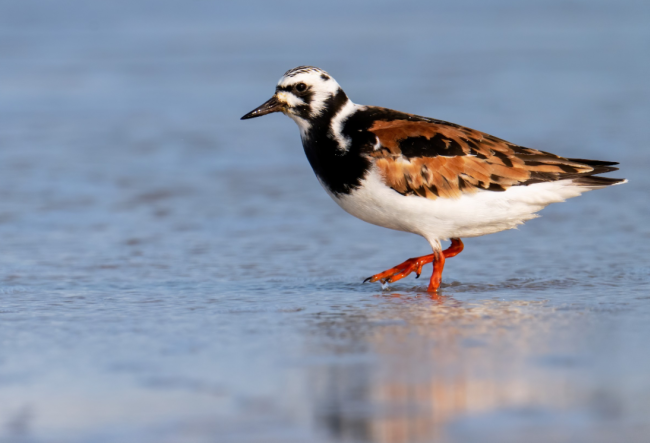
top-left (241, 66), bottom-right (350, 135)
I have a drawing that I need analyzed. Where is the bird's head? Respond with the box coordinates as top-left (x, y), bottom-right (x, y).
top-left (241, 66), bottom-right (348, 134)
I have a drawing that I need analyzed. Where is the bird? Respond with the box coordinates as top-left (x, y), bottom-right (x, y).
top-left (241, 66), bottom-right (626, 292)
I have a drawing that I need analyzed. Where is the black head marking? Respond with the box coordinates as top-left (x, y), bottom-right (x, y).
top-left (283, 66), bottom-right (327, 77)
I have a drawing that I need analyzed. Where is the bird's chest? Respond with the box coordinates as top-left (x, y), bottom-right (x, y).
top-left (301, 131), bottom-right (371, 196)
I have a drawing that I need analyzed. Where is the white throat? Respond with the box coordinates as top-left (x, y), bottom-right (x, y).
top-left (288, 113), bottom-right (313, 139)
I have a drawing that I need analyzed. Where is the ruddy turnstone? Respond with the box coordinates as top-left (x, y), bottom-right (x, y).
top-left (241, 66), bottom-right (626, 292)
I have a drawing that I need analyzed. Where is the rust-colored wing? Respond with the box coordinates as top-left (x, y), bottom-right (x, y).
top-left (365, 115), bottom-right (621, 199)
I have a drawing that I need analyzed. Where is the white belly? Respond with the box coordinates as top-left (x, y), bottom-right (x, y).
top-left (324, 167), bottom-right (594, 247)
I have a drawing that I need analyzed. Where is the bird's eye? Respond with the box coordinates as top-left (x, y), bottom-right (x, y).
top-left (295, 83), bottom-right (307, 93)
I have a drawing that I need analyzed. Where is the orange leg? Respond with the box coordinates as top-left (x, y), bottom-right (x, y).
top-left (427, 251), bottom-right (445, 292)
top-left (428, 238), bottom-right (464, 292)
top-left (364, 238), bottom-right (464, 292)
top-left (442, 238), bottom-right (464, 258)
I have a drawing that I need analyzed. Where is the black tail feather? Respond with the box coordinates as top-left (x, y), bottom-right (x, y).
top-left (567, 158), bottom-right (620, 175)
top-left (562, 158), bottom-right (625, 187)
top-left (572, 175), bottom-right (626, 187)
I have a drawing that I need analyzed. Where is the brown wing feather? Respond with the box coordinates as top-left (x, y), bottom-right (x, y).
top-left (366, 117), bottom-right (616, 199)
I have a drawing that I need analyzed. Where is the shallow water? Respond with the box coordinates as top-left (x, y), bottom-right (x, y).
top-left (0, 1), bottom-right (649, 442)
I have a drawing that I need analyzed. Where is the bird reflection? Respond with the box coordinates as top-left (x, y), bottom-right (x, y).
top-left (309, 295), bottom-right (581, 443)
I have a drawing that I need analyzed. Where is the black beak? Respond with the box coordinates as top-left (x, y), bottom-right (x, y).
top-left (241, 96), bottom-right (284, 120)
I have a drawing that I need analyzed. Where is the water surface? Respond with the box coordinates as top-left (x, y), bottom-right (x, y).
top-left (0, 1), bottom-right (649, 442)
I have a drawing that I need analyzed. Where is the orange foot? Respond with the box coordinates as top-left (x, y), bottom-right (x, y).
top-left (364, 238), bottom-right (464, 292)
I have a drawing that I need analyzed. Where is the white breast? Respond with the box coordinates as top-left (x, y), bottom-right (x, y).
top-left (322, 167), bottom-right (597, 249)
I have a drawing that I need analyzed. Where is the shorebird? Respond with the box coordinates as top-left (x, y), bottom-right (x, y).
top-left (242, 66), bottom-right (625, 292)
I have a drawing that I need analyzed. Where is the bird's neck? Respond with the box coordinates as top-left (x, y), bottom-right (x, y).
top-left (297, 92), bottom-right (373, 195)
top-left (302, 91), bottom-right (357, 147)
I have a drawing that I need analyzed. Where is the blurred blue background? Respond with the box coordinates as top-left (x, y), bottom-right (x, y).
top-left (0, 1), bottom-right (649, 442)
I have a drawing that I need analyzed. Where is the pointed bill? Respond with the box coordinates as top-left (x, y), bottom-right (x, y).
top-left (241, 96), bottom-right (284, 120)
